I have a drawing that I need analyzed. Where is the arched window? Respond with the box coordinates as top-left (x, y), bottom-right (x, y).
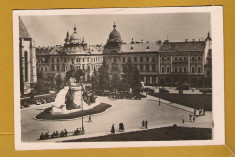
top-left (198, 56), bottom-right (201, 61)
top-left (192, 56), bottom-right (195, 61)
top-left (174, 56), bottom-right (178, 61)
top-left (191, 67), bottom-right (195, 73)
top-left (161, 66), bottom-right (165, 73)
top-left (184, 56), bottom-right (187, 61)
top-left (167, 57), bottom-right (170, 61)
top-left (174, 67), bottom-right (178, 73)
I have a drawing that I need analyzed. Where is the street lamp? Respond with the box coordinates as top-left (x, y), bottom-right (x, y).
top-left (80, 76), bottom-right (84, 132)
top-left (158, 75), bottom-right (161, 106)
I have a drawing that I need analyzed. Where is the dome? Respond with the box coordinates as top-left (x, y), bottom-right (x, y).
top-left (108, 23), bottom-right (121, 41)
top-left (70, 26), bottom-right (81, 43)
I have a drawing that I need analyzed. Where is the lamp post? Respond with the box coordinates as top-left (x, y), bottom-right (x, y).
top-left (80, 76), bottom-right (84, 132)
top-left (158, 75), bottom-right (161, 106)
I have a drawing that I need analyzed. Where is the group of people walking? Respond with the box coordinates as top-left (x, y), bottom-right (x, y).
top-left (141, 120), bottom-right (148, 129)
top-left (39, 128), bottom-right (84, 140)
top-left (111, 122), bottom-right (125, 134)
top-left (188, 108), bottom-right (206, 123)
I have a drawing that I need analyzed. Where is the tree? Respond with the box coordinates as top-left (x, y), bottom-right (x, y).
top-left (34, 79), bottom-right (49, 94)
top-left (123, 60), bottom-right (142, 94)
top-left (110, 72), bottom-right (121, 93)
top-left (56, 74), bottom-right (63, 90)
top-left (74, 69), bottom-right (85, 84)
top-left (91, 68), bottom-right (98, 92)
top-left (97, 61), bottom-right (110, 92)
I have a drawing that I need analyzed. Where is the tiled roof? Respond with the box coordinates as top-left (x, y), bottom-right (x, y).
top-left (19, 17), bottom-right (31, 39)
top-left (120, 42), bottom-right (161, 53)
top-left (36, 46), bottom-right (55, 55)
top-left (36, 45), bottom-right (103, 55)
top-left (160, 41), bottom-right (206, 52)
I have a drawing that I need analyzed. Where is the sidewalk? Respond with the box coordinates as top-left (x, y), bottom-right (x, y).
top-left (20, 91), bottom-right (56, 100)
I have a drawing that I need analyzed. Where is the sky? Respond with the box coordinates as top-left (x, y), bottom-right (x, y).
top-left (21, 13), bottom-right (211, 47)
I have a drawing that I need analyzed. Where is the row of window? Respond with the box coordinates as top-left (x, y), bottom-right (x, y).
top-left (113, 56), bottom-right (157, 63)
top-left (49, 57), bottom-right (103, 64)
top-left (40, 64), bottom-right (100, 72)
top-left (160, 66), bottom-right (202, 73)
top-left (160, 56), bottom-right (202, 62)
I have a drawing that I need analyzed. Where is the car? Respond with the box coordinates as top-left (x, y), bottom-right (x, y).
top-left (176, 84), bottom-right (190, 90)
top-left (159, 88), bottom-right (169, 94)
top-left (199, 88), bottom-right (212, 94)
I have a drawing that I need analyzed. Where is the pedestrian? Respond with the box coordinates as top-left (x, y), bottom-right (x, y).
top-left (193, 116), bottom-right (195, 122)
top-left (145, 120), bottom-right (148, 129)
top-left (182, 118), bottom-right (184, 123)
top-left (189, 114), bottom-right (192, 122)
top-left (111, 124), bottom-right (115, 134)
top-left (142, 120), bottom-right (145, 128)
top-left (88, 115), bottom-right (92, 122)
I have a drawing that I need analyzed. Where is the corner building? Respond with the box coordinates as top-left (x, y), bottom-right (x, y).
top-left (36, 26), bottom-right (103, 82)
top-left (103, 23), bottom-right (160, 85)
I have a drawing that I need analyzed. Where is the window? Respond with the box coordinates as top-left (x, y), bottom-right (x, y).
top-left (146, 65), bottom-right (150, 72)
top-left (140, 57), bottom-right (143, 62)
top-left (140, 65), bottom-right (143, 71)
top-left (198, 56), bottom-right (201, 61)
top-left (134, 57), bottom-right (137, 63)
top-left (167, 67), bottom-right (170, 73)
top-left (113, 57), bottom-right (117, 63)
top-left (51, 65), bottom-right (55, 71)
top-left (174, 67), bottom-right (178, 73)
top-left (152, 57), bottom-right (155, 62)
top-left (83, 58), bottom-right (85, 62)
top-left (167, 57), bottom-right (170, 61)
top-left (192, 56), bottom-right (195, 61)
top-left (146, 57), bottom-right (149, 62)
top-left (64, 58), bottom-right (67, 63)
top-left (72, 58), bottom-right (74, 64)
top-left (57, 58), bottom-right (59, 63)
top-left (51, 58), bottom-right (54, 63)
top-left (161, 57), bottom-right (165, 62)
top-left (57, 65), bottom-right (60, 71)
top-left (184, 67), bottom-right (187, 73)
top-left (128, 57), bottom-right (131, 62)
top-left (45, 67), bottom-right (47, 72)
top-left (123, 57), bottom-right (126, 63)
top-left (191, 67), bottom-right (195, 73)
top-left (82, 65), bottom-right (85, 70)
top-left (161, 66), bottom-right (165, 73)
top-left (174, 57), bottom-right (178, 62)
top-left (152, 64), bottom-right (155, 72)
top-left (198, 67), bottom-right (201, 73)
top-left (184, 56), bottom-right (187, 61)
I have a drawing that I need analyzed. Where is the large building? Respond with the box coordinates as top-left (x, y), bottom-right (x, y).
top-left (103, 23), bottom-right (212, 87)
top-left (158, 33), bottom-right (212, 87)
top-left (103, 23), bottom-right (161, 85)
top-left (19, 17), bottom-right (37, 94)
top-left (36, 26), bottom-right (103, 82)
top-left (35, 22), bottom-right (212, 88)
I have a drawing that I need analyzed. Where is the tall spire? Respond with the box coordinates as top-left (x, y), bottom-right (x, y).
top-left (66, 31), bottom-right (69, 37)
top-left (113, 22), bottom-right (116, 29)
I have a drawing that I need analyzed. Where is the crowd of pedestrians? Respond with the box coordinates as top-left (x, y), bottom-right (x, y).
top-left (141, 120), bottom-right (148, 129)
top-left (39, 128), bottom-right (84, 140)
top-left (188, 108), bottom-right (206, 123)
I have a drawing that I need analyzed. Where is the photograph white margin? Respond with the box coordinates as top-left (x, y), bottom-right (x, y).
top-left (13, 6), bottom-right (225, 150)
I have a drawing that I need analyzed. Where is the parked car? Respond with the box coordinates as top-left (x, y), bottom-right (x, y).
top-left (176, 84), bottom-right (190, 90)
top-left (199, 88), bottom-right (212, 94)
top-left (159, 88), bottom-right (169, 94)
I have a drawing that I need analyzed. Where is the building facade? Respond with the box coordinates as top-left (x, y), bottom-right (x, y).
top-left (36, 26), bottom-right (103, 82)
top-left (158, 34), bottom-right (212, 87)
top-left (19, 17), bottom-right (37, 94)
top-left (103, 23), bottom-right (160, 85)
top-left (103, 23), bottom-right (212, 87)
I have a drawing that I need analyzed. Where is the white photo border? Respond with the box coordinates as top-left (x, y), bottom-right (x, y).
top-left (13, 6), bottom-right (224, 150)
